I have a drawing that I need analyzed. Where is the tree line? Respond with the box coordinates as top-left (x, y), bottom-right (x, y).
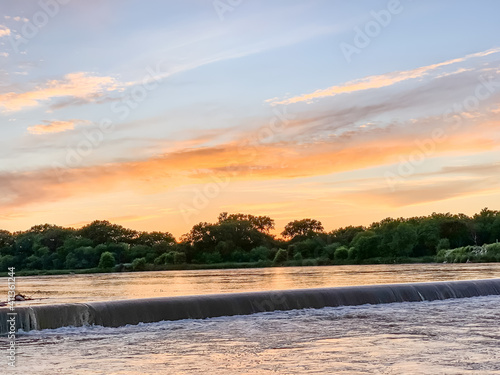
top-left (1, 208), bottom-right (499, 273)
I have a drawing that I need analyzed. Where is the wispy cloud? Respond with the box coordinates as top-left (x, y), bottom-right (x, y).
top-left (0, 72), bottom-right (118, 112)
top-left (27, 119), bottom-right (91, 135)
top-left (1, 111), bottom-right (498, 212)
top-left (125, 24), bottom-right (336, 87)
top-left (0, 25), bottom-right (333, 113)
top-left (269, 47), bottom-right (500, 106)
top-left (339, 174), bottom-right (500, 208)
top-left (4, 16), bottom-right (29, 22)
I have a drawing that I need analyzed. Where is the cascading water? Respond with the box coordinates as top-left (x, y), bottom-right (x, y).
top-left (1, 278), bottom-right (499, 333)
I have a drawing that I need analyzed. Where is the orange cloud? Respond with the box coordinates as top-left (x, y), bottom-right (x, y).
top-left (0, 25), bottom-right (10, 37)
top-left (1, 116), bottom-right (497, 214)
top-left (339, 175), bottom-right (500, 208)
top-left (270, 47), bottom-right (500, 105)
top-left (27, 119), bottom-right (90, 135)
top-left (0, 72), bottom-right (117, 111)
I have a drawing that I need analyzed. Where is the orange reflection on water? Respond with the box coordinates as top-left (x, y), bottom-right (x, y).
top-left (1, 263), bottom-right (499, 307)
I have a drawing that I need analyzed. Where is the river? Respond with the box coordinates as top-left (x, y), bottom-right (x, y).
top-left (1, 263), bottom-right (500, 374)
top-left (1, 263), bottom-right (500, 306)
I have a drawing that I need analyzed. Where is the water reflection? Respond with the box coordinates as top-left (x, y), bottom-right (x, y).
top-left (1, 263), bottom-right (499, 306)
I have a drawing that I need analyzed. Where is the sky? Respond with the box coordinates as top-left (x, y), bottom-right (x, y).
top-left (1, 0), bottom-right (500, 238)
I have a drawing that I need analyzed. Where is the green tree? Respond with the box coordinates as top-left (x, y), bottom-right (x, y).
top-left (65, 246), bottom-right (98, 269)
top-left (281, 219), bottom-right (324, 241)
top-left (128, 245), bottom-right (152, 263)
top-left (351, 230), bottom-right (379, 260)
top-left (0, 255), bottom-right (15, 270)
top-left (0, 230), bottom-right (14, 256)
top-left (218, 212), bottom-right (275, 233)
top-left (98, 251), bottom-right (116, 269)
top-left (79, 220), bottom-right (137, 245)
top-left (27, 224), bottom-right (74, 252)
top-left (415, 220), bottom-right (440, 256)
top-left (27, 246), bottom-right (54, 270)
top-left (59, 236), bottom-right (94, 266)
top-left (437, 238), bottom-right (451, 251)
top-left (389, 223), bottom-right (417, 257)
top-left (136, 231), bottom-right (175, 247)
top-left (249, 246), bottom-right (271, 262)
top-left (293, 238), bottom-right (324, 258)
top-left (439, 216), bottom-right (473, 248)
top-left (330, 226), bottom-right (365, 246)
top-left (273, 248), bottom-right (288, 264)
top-left (321, 243), bottom-right (341, 260)
top-left (334, 246), bottom-right (349, 260)
top-left (182, 214), bottom-right (274, 261)
top-left (131, 257), bottom-right (147, 271)
top-left (490, 217), bottom-right (500, 243)
top-left (173, 251), bottom-right (186, 264)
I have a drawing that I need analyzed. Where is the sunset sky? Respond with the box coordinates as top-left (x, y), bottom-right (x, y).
top-left (1, 0), bottom-right (500, 238)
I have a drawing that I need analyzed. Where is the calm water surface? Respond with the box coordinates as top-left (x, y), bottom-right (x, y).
top-left (1, 263), bottom-right (500, 306)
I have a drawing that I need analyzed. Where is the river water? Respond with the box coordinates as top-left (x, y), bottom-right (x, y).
top-left (2, 263), bottom-right (500, 306)
top-left (6, 295), bottom-right (500, 374)
top-left (1, 264), bottom-right (500, 374)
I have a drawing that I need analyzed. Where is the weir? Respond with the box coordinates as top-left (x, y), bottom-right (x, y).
top-left (1, 278), bottom-right (499, 333)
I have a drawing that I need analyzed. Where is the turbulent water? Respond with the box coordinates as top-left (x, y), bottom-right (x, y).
top-left (6, 295), bottom-right (500, 374)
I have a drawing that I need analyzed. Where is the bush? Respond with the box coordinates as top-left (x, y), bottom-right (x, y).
top-left (321, 243), bottom-right (341, 260)
top-left (128, 245), bottom-right (152, 263)
top-left (348, 247), bottom-right (358, 260)
top-left (131, 257), bottom-right (147, 271)
top-left (334, 246), bottom-right (349, 260)
top-left (436, 244), bottom-right (495, 263)
top-left (154, 252), bottom-right (168, 265)
top-left (154, 251), bottom-right (187, 265)
top-left (173, 252), bottom-right (186, 264)
top-left (201, 252), bottom-right (223, 264)
top-left (273, 248), bottom-right (288, 264)
top-left (317, 257), bottom-right (331, 265)
top-left (485, 242), bottom-right (500, 254)
top-left (98, 251), bottom-right (116, 269)
top-left (437, 238), bottom-right (450, 251)
top-left (230, 250), bottom-right (251, 263)
top-left (301, 258), bottom-right (318, 267)
top-left (420, 256), bottom-right (435, 263)
top-left (27, 255), bottom-right (43, 270)
top-left (292, 239), bottom-right (323, 259)
top-left (0, 255), bottom-right (16, 270)
top-left (65, 246), bottom-right (96, 269)
top-left (249, 246), bottom-right (271, 262)
top-left (105, 243), bottom-right (129, 264)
